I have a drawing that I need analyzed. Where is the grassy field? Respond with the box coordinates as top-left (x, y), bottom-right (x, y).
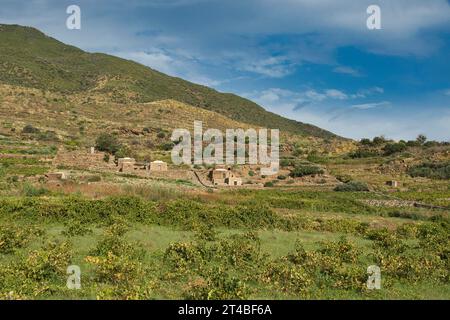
top-left (0, 187), bottom-right (448, 300)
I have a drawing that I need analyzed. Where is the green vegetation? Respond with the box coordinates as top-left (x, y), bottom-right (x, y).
top-left (22, 183), bottom-right (50, 197)
top-left (0, 192), bottom-right (448, 300)
top-left (356, 135), bottom-right (448, 158)
top-left (95, 133), bottom-right (121, 155)
top-left (334, 181), bottom-right (370, 192)
top-left (349, 149), bottom-right (379, 159)
top-left (22, 124), bottom-right (40, 134)
top-left (290, 165), bottom-right (324, 178)
top-left (408, 162), bottom-right (450, 180)
top-left (383, 142), bottom-right (407, 156)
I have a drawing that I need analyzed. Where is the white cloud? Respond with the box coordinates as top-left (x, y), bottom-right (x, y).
top-left (118, 51), bottom-right (176, 75)
top-left (241, 56), bottom-right (296, 78)
top-left (350, 87), bottom-right (384, 99)
top-left (325, 89), bottom-right (348, 100)
top-left (304, 90), bottom-right (327, 102)
top-left (245, 87), bottom-right (383, 112)
top-left (351, 101), bottom-right (391, 110)
top-left (333, 66), bottom-right (361, 77)
top-left (244, 90), bottom-right (449, 140)
top-left (259, 91), bottom-right (280, 103)
top-left (115, 50), bottom-right (224, 88)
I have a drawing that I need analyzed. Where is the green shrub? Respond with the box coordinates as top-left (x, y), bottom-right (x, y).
top-left (114, 146), bottom-right (131, 159)
top-left (22, 124), bottom-right (40, 134)
top-left (95, 133), bottom-right (121, 154)
top-left (335, 174), bottom-right (352, 183)
top-left (285, 239), bottom-right (366, 292)
top-left (349, 148), bottom-right (379, 158)
top-left (0, 224), bottom-right (41, 254)
top-left (62, 220), bottom-right (93, 237)
top-left (260, 260), bottom-right (312, 294)
top-left (164, 242), bottom-right (201, 273)
top-left (85, 252), bottom-right (143, 285)
top-left (280, 159), bottom-right (293, 167)
top-left (334, 181), bottom-right (369, 192)
top-left (383, 142), bottom-right (407, 156)
top-left (22, 184), bottom-right (50, 197)
top-left (217, 232), bottom-right (262, 267)
top-left (6, 175), bottom-right (19, 184)
top-left (225, 205), bottom-right (277, 229)
top-left (289, 165), bottom-right (324, 178)
top-left (407, 162), bottom-right (450, 180)
top-left (86, 221), bottom-right (147, 290)
top-left (306, 152), bottom-right (327, 163)
top-left (372, 136), bottom-right (387, 145)
top-left (194, 223), bottom-right (217, 242)
top-left (186, 267), bottom-right (249, 300)
top-left (160, 142), bottom-right (174, 151)
top-left (318, 237), bottom-right (360, 264)
top-left (22, 241), bottom-right (72, 281)
top-left (87, 175), bottom-right (102, 182)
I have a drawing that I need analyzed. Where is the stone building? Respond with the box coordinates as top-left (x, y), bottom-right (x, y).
top-left (227, 173), bottom-right (242, 186)
top-left (118, 157), bottom-right (136, 172)
top-left (212, 168), bottom-right (228, 185)
top-left (386, 180), bottom-right (399, 187)
top-left (45, 172), bottom-right (67, 181)
top-left (150, 160), bottom-right (168, 172)
top-left (211, 167), bottom-right (242, 186)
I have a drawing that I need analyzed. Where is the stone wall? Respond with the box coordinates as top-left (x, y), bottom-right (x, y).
top-left (52, 149), bottom-right (116, 171)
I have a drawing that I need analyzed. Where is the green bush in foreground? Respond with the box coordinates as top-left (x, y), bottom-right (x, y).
top-left (0, 213), bottom-right (448, 299)
top-left (0, 224), bottom-right (42, 254)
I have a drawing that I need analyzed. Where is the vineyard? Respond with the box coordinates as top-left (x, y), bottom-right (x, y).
top-left (0, 190), bottom-right (448, 299)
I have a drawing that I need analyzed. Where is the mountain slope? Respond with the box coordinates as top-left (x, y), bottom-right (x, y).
top-left (0, 24), bottom-right (340, 139)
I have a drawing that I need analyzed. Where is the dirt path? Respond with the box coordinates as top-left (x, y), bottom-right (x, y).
top-left (191, 170), bottom-right (216, 189)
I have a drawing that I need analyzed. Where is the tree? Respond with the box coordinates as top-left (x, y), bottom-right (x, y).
top-left (416, 134), bottom-right (427, 145)
top-left (383, 142), bottom-right (407, 156)
top-left (95, 133), bottom-right (121, 154)
top-left (372, 136), bottom-right (386, 146)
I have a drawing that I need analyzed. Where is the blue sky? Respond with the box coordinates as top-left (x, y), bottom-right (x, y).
top-left (1, 0), bottom-right (450, 140)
